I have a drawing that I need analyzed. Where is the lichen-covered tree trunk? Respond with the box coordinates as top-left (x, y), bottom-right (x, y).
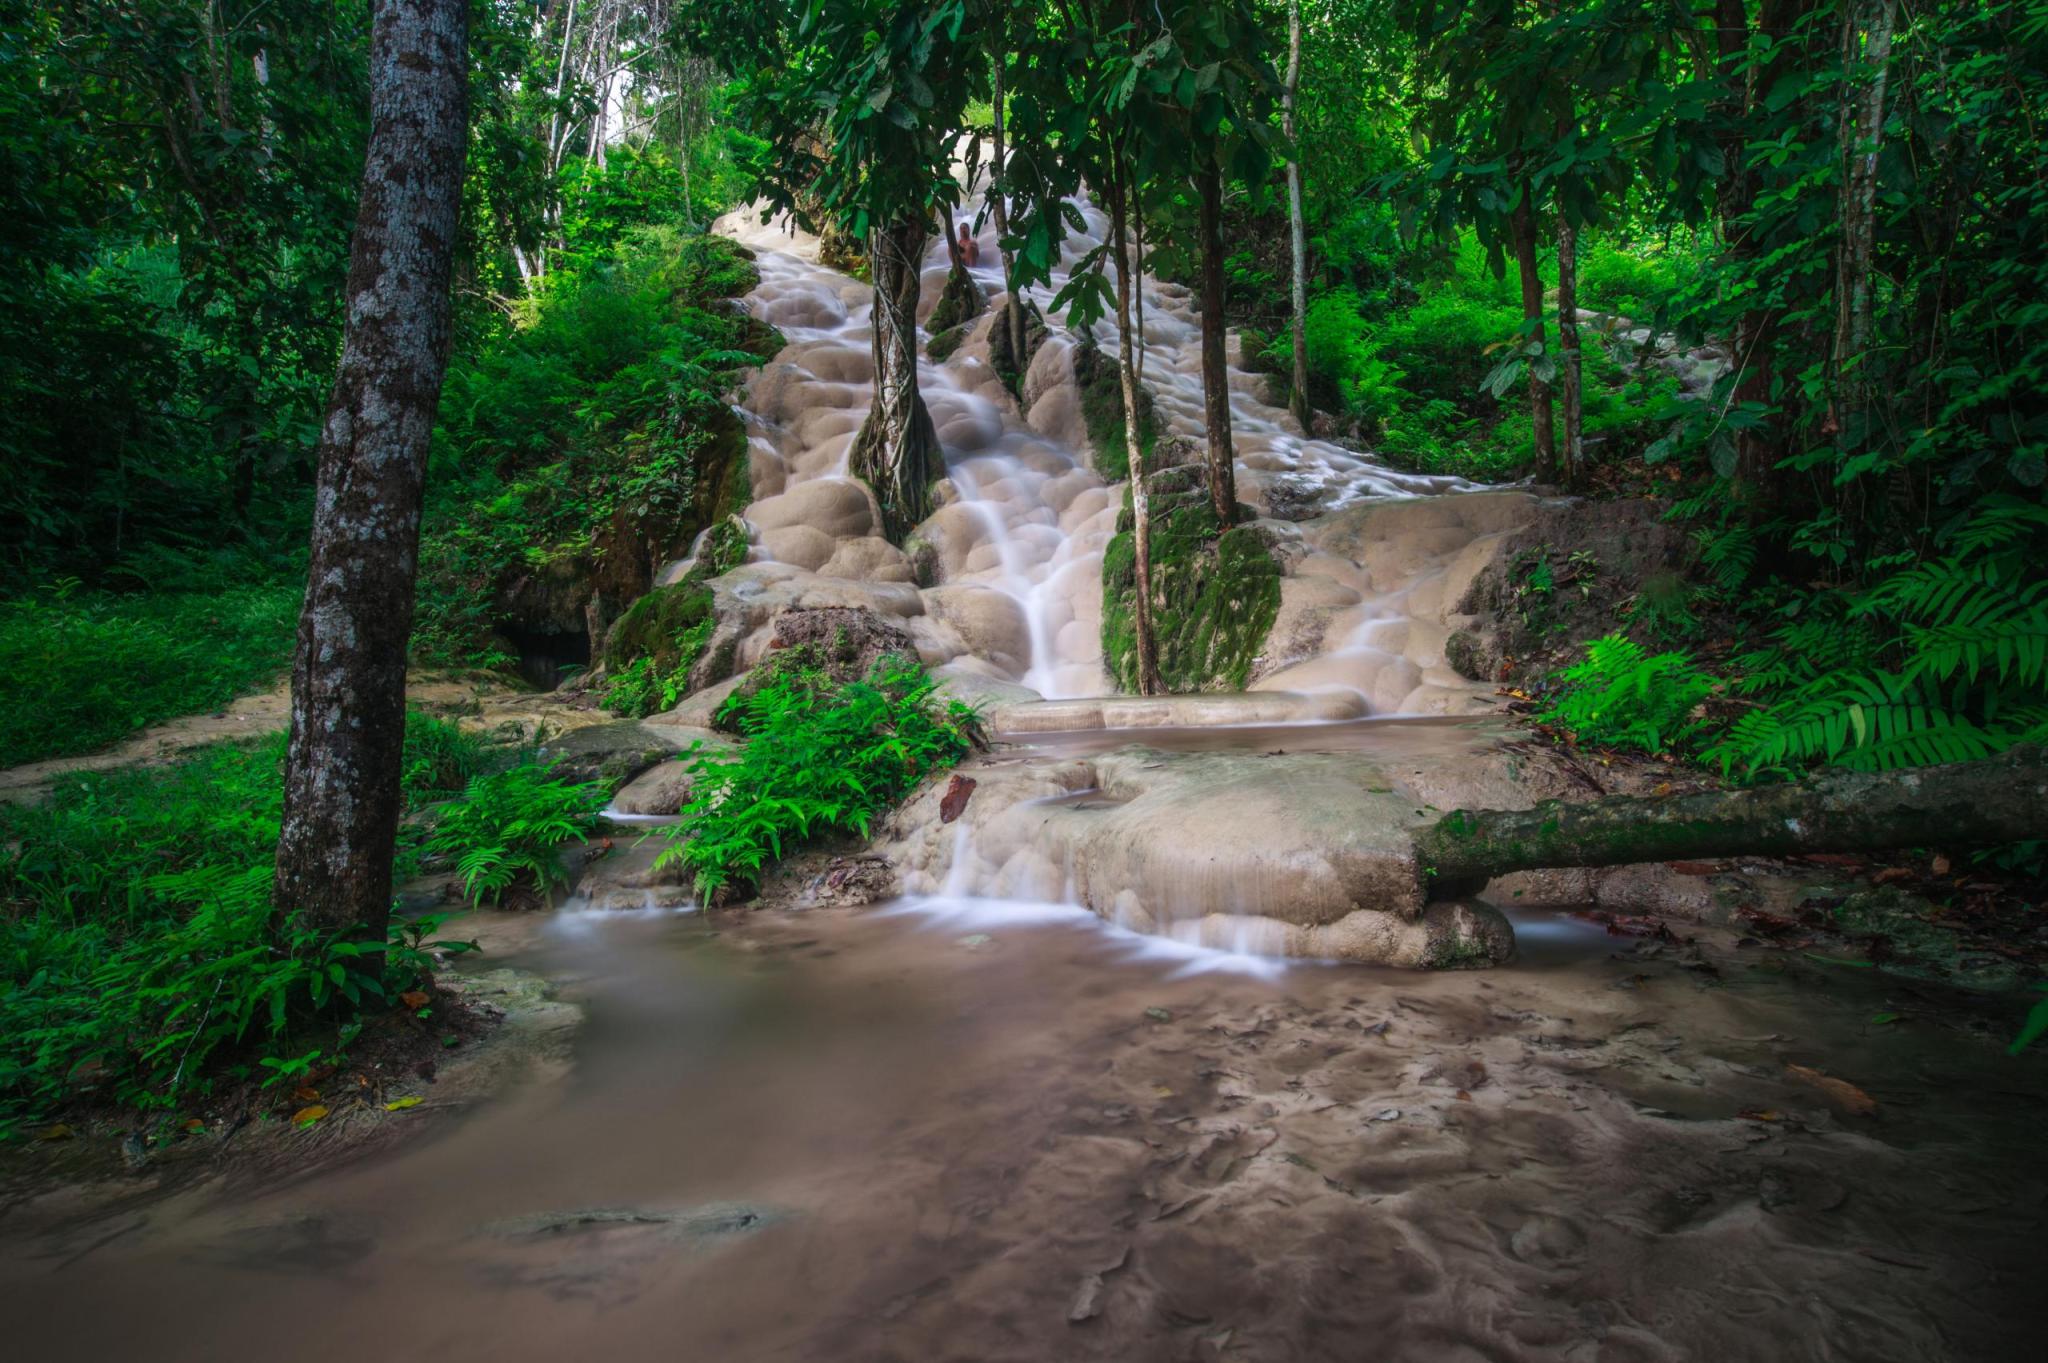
top-left (1417, 747), bottom-right (2048, 897)
top-left (275, 0), bottom-right (468, 937)
top-left (1509, 189), bottom-right (1556, 482)
top-left (1831, 0), bottom-right (1897, 420)
top-left (1196, 163), bottom-right (1238, 527)
top-left (1284, 0), bottom-right (1310, 433)
top-left (1556, 210), bottom-right (1584, 490)
top-left (990, 56), bottom-right (1026, 373)
top-left (1108, 169), bottom-right (1162, 695)
top-left (849, 217), bottom-right (944, 543)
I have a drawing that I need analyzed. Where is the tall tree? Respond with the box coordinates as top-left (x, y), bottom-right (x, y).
top-left (1283, 0), bottom-right (1310, 431)
top-left (690, 0), bottom-right (979, 542)
top-left (274, 0), bottom-right (469, 935)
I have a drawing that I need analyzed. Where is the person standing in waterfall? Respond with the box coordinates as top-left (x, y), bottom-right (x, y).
top-left (956, 220), bottom-right (980, 267)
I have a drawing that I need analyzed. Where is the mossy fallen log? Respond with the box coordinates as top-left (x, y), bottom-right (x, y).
top-left (1416, 746), bottom-right (2047, 898)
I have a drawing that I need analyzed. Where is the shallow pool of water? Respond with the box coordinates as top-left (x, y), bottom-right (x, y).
top-left (2, 898), bottom-right (2042, 1362)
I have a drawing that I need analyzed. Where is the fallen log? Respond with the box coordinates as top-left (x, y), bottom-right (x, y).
top-left (1415, 746), bottom-right (2047, 899)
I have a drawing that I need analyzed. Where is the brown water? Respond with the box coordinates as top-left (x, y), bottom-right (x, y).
top-left (3, 898), bottom-right (2043, 1362)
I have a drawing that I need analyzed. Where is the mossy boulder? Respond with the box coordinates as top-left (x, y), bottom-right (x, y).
top-left (926, 261), bottom-right (986, 336)
top-left (926, 323), bottom-right (971, 363)
top-left (713, 607), bottom-right (920, 733)
top-left (1073, 333), bottom-right (1157, 483)
top-left (1100, 471), bottom-right (1282, 694)
top-left (989, 299), bottom-right (1048, 396)
top-left (605, 584), bottom-right (715, 675)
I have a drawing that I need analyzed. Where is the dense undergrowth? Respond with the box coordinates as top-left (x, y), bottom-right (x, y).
top-left (658, 659), bottom-right (979, 900)
top-left (0, 715), bottom-right (606, 1138)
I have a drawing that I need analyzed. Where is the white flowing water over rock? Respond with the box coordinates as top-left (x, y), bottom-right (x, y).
top-left (699, 195), bottom-right (1521, 718)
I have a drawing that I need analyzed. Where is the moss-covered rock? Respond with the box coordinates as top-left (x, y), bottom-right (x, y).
top-left (1100, 472), bottom-right (1282, 694)
top-left (1073, 333), bottom-right (1158, 483)
top-left (605, 584), bottom-right (715, 675)
top-left (926, 322), bottom-right (971, 363)
top-left (988, 299), bottom-right (1048, 396)
top-left (713, 607), bottom-right (920, 733)
top-left (926, 261), bottom-right (986, 336)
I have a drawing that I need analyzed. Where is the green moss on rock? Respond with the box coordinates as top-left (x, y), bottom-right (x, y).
top-left (606, 584), bottom-right (715, 674)
top-left (926, 262), bottom-right (986, 337)
top-left (926, 322), bottom-right (970, 363)
top-left (1073, 334), bottom-right (1157, 483)
top-left (1100, 475), bottom-right (1282, 694)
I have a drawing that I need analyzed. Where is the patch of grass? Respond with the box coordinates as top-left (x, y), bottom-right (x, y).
top-left (657, 658), bottom-right (978, 900)
top-left (0, 582), bottom-right (301, 769)
top-left (0, 717), bottom-right (599, 1136)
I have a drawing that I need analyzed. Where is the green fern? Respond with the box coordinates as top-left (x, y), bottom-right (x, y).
top-left (1536, 634), bottom-right (1718, 755)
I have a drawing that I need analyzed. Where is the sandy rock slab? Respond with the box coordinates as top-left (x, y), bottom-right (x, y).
top-left (874, 745), bottom-right (1512, 968)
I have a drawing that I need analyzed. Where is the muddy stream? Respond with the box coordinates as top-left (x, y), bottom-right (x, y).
top-left (3, 883), bottom-right (2043, 1362)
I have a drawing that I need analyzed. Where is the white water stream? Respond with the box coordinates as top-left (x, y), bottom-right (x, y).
top-left (709, 194), bottom-right (1479, 706)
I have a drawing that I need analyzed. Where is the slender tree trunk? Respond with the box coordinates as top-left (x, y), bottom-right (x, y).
top-left (1831, 0), bottom-right (1897, 424)
top-left (1556, 209), bottom-right (1584, 490)
top-left (849, 218), bottom-right (944, 542)
top-left (1196, 163), bottom-right (1237, 525)
top-left (1107, 168), bottom-right (1161, 696)
top-left (1284, 0), bottom-right (1309, 431)
top-left (1416, 746), bottom-right (2048, 897)
top-left (275, 0), bottom-right (469, 938)
top-left (1133, 200), bottom-right (1147, 381)
top-left (1509, 189), bottom-right (1556, 482)
top-left (990, 54), bottom-right (1025, 374)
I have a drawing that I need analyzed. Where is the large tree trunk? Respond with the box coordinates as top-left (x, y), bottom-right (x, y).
top-left (849, 217), bottom-right (944, 543)
top-left (274, 0), bottom-right (469, 937)
top-left (990, 55), bottom-right (1026, 375)
top-left (1556, 209), bottom-right (1584, 490)
top-left (1831, 0), bottom-right (1897, 424)
top-left (1107, 168), bottom-right (1162, 696)
top-left (1416, 747), bottom-right (2048, 897)
top-left (1284, 0), bottom-right (1309, 432)
top-left (1196, 163), bottom-right (1237, 526)
top-left (1509, 190), bottom-right (1556, 482)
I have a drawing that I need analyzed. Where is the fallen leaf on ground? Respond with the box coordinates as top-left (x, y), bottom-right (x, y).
top-left (400, 990), bottom-right (430, 1011)
top-left (1785, 1064), bottom-right (1878, 1116)
top-left (1737, 1108), bottom-right (1784, 1123)
top-left (939, 773), bottom-right (977, 824)
top-left (1871, 867), bottom-right (1915, 886)
top-left (383, 1097), bottom-right (422, 1112)
top-left (291, 1105), bottom-right (328, 1127)
top-left (292, 1085), bottom-right (320, 1104)
top-left (36, 1123), bottom-right (73, 1141)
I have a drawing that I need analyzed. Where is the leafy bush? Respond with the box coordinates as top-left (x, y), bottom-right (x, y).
top-left (657, 659), bottom-right (979, 899)
top-left (0, 581), bottom-right (301, 767)
top-left (0, 735), bottom-right (488, 1135)
top-left (426, 763), bottom-right (609, 906)
top-left (414, 229), bottom-right (774, 667)
top-left (401, 711), bottom-right (488, 808)
top-left (1537, 634), bottom-right (1719, 755)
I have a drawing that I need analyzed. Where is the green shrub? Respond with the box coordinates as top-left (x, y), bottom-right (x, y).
top-left (657, 659), bottom-right (978, 899)
top-left (401, 711), bottom-right (488, 808)
top-left (0, 582), bottom-right (300, 768)
top-left (426, 763), bottom-right (609, 906)
top-left (1536, 634), bottom-right (1719, 755)
top-left (0, 734), bottom-right (494, 1135)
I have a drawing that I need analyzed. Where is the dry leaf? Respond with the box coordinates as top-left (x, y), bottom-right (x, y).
top-left (1871, 867), bottom-right (1914, 887)
top-left (1785, 1064), bottom-right (1877, 1116)
top-left (383, 1097), bottom-right (422, 1112)
top-left (36, 1123), bottom-right (73, 1142)
top-left (290, 1104), bottom-right (328, 1127)
top-left (400, 990), bottom-right (430, 1011)
top-left (1737, 1107), bottom-right (1784, 1123)
top-left (292, 1085), bottom-right (320, 1104)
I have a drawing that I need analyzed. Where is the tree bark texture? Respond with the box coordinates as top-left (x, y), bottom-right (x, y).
top-left (1416, 747), bottom-right (2048, 896)
top-left (1196, 163), bottom-right (1237, 526)
top-left (1832, 0), bottom-right (1897, 418)
top-left (850, 217), bottom-right (945, 543)
top-left (990, 57), bottom-right (1026, 374)
top-left (1284, 0), bottom-right (1310, 432)
top-left (275, 0), bottom-right (469, 937)
top-left (1556, 210), bottom-right (1584, 489)
top-left (1108, 169), bottom-right (1162, 696)
top-left (1509, 190), bottom-right (1556, 481)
